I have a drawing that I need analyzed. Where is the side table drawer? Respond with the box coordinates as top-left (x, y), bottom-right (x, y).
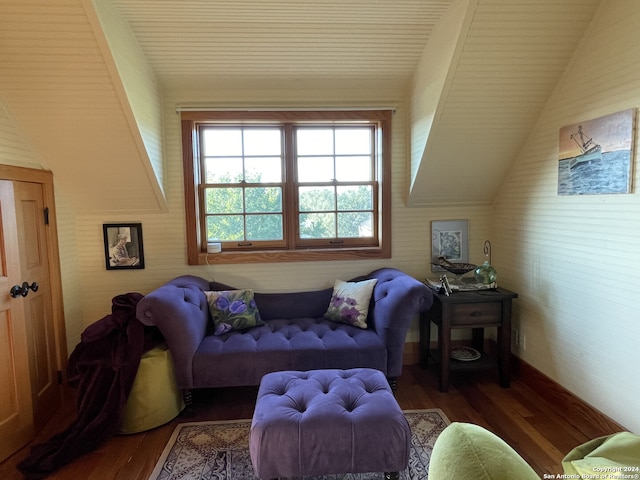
top-left (450, 302), bottom-right (501, 325)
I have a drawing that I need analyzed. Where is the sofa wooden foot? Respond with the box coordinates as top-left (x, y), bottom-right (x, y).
top-left (384, 472), bottom-right (399, 480)
top-left (387, 376), bottom-right (398, 393)
top-left (183, 389), bottom-right (193, 406)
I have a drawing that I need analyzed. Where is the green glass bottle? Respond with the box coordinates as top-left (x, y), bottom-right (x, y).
top-left (474, 240), bottom-right (497, 285)
top-left (474, 260), bottom-right (497, 284)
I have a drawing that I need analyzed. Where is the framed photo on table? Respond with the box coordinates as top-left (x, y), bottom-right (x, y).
top-left (431, 220), bottom-right (468, 272)
top-left (103, 223), bottom-right (145, 270)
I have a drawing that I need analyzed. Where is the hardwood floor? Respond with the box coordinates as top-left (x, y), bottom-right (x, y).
top-left (1, 364), bottom-right (624, 479)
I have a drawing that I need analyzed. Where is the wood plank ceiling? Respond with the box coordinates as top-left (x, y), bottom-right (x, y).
top-left (109, 0), bottom-right (453, 90)
top-left (0, 0), bottom-right (600, 212)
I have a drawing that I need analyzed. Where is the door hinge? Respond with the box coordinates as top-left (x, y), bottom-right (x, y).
top-left (44, 207), bottom-right (50, 225)
top-left (57, 370), bottom-right (63, 384)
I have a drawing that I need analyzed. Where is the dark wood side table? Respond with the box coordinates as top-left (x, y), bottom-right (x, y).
top-left (420, 287), bottom-right (518, 392)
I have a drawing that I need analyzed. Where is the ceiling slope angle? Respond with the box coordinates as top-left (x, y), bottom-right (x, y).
top-left (0, 0), bottom-right (167, 214)
top-left (407, 0), bottom-right (601, 207)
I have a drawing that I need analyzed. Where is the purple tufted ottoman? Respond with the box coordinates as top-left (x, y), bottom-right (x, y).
top-left (249, 368), bottom-right (411, 479)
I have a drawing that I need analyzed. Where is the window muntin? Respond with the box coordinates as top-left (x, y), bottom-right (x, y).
top-left (182, 110), bottom-right (391, 264)
top-left (200, 125), bottom-right (285, 247)
top-left (294, 125), bottom-right (376, 246)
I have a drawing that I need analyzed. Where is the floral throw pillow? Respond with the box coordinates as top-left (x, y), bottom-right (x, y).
top-left (324, 278), bottom-right (378, 329)
top-left (204, 289), bottom-right (264, 336)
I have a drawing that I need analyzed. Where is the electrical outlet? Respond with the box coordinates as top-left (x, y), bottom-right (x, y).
top-left (512, 328), bottom-right (526, 351)
top-left (519, 333), bottom-right (527, 351)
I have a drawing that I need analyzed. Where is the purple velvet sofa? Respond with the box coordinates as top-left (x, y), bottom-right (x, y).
top-left (136, 268), bottom-right (433, 395)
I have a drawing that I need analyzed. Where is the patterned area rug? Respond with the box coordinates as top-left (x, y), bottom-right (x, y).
top-left (148, 409), bottom-right (450, 480)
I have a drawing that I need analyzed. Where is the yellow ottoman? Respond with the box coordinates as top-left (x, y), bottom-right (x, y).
top-left (118, 344), bottom-right (185, 434)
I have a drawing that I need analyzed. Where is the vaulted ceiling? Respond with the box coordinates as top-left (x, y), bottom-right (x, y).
top-left (0, 0), bottom-right (600, 213)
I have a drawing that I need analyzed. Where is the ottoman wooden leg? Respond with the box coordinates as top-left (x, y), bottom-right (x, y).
top-left (384, 472), bottom-right (399, 480)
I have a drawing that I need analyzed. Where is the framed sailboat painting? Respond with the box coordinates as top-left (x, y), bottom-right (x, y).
top-left (558, 108), bottom-right (636, 195)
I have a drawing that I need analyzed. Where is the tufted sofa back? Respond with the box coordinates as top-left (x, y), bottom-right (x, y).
top-left (204, 279), bottom-right (333, 321)
top-left (253, 289), bottom-right (333, 320)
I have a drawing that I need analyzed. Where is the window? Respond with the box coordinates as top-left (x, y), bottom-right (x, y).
top-left (182, 110), bottom-right (391, 264)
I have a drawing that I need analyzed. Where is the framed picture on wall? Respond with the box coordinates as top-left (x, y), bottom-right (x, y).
top-left (558, 108), bottom-right (636, 195)
top-left (431, 220), bottom-right (469, 272)
top-left (103, 223), bottom-right (145, 270)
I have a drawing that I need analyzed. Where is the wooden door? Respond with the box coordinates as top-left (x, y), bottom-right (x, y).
top-left (14, 181), bottom-right (61, 430)
top-left (0, 175), bottom-right (63, 462)
top-left (0, 180), bottom-right (34, 462)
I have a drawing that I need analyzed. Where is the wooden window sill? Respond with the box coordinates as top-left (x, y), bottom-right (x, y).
top-left (193, 246), bottom-right (390, 265)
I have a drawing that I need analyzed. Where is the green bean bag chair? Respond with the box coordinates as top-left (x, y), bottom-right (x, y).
top-left (428, 422), bottom-right (539, 479)
top-left (118, 344), bottom-right (185, 434)
top-left (563, 431), bottom-right (640, 478)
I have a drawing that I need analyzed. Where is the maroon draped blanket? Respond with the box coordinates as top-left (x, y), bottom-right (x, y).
top-left (17, 292), bottom-right (159, 479)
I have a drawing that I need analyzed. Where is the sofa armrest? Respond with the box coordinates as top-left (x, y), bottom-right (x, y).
top-left (366, 268), bottom-right (433, 378)
top-left (136, 275), bottom-right (211, 389)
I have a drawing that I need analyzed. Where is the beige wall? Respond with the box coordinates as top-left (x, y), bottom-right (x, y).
top-left (0, 103), bottom-right (42, 170)
top-left (493, 0), bottom-right (640, 433)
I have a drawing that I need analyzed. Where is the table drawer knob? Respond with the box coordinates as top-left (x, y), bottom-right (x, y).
top-left (470, 311), bottom-right (482, 317)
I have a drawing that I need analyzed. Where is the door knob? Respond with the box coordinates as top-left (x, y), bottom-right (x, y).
top-left (9, 281), bottom-right (38, 298)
